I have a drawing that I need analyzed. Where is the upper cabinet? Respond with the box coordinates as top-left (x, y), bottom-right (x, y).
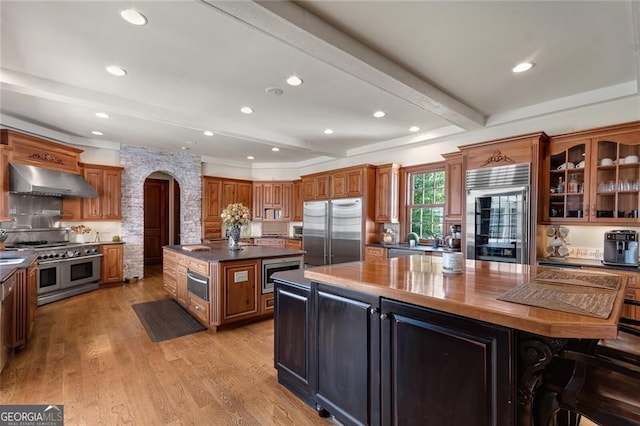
top-left (544, 121), bottom-right (640, 224)
top-left (202, 176), bottom-right (252, 238)
top-left (302, 174), bottom-right (330, 201)
top-left (374, 163), bottom-right (399, 223)
top-left (83, 164), bottom-right (123, 220)
top-left (252, 182), bottom-right (293, 221)
top-left (0, 145), bottom-right (11, 222)
top-left (293, 180), bottom-right (303, 221)
top-left (0, 129), bottom-right (82, 173)
top-left (442, 153), bottom-right (463, 223)
top-left (302, 165), bottom-right (375, 202)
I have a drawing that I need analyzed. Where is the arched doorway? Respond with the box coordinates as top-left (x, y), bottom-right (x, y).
top-left (144, 172), bottom-right (181, 265)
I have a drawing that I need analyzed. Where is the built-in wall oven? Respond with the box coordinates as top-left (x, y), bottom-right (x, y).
top-left (466, 163), bottom-right (531, 265)
top-left (262, 256), bottom-right (304, 294)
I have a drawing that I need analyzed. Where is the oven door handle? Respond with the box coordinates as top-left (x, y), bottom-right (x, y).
top-left (187, 271), bottom-right (208, 284)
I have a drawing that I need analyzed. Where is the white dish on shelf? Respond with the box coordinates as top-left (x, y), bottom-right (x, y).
top-left (558, 246), bottom-right (570, 256)
top-left (625, 155), bottom-right (639, 164)
top-left (576, 160), bottom-right (586, 168)
top-left (600, 158), bottom-right (613, 166)
top-left (557, 162), bottom-right (574, 170)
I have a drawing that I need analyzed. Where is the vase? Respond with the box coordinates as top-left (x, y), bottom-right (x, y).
top-left (228, 225), bottom-right (242, 250)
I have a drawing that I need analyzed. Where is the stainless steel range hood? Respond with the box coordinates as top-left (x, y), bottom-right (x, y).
top-left (9, 163), bottom-right (99, 198)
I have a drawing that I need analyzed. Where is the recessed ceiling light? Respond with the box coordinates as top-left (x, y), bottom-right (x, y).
top-left (409, 126), bottom-right (420, 132)
top-left (241, 107), bottom-right (254, 114)
top-left (105, 65), bottom-right (127, 76)
top-left (95, 112), bottom-right (110, 119)
top-left (286, 75), bottom-right (303, 86)
top-left (247, 155), bottom-right (255, 160)
top-left (91, 131), bottom-right (103, 136)
top-left (271, 147), bottom-right (280, 152)
top-left (512, 62), bottom-right (534, 73)
top-left (324, 129), bottom-right (334, 135)
top-left (181, 146), bottom-right (189, 151)
top-left (373, 111), bottom-right (386, 118)
top-left (120, 9), bottom-right (148, 26)
top-left (203, 130), bottom-right (214, 136)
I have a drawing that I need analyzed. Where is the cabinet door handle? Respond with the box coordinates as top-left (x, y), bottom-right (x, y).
top-left (370, 307), bottom-right (379, 315)
top-left (194, 306), bottom-right (200, 310)
top-left (380, 313), bottom-right (388, 320)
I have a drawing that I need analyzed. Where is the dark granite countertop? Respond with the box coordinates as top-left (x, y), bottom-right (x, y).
top-left (272, 269), bottom-right (311, 288)
top-left (366, 243), bottom-right (461, 254)
top-left (538, 257), bottom-right (640, 273)
top-left (165, 244), bottom-right (305, 262)
top-left (0, 250), bottom-right (38, 283)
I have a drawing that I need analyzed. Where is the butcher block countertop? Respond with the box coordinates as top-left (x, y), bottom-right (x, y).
top-left (164, 244), bottom-right (304, 262)
top-left (304, 255), bottom-right (628, 339)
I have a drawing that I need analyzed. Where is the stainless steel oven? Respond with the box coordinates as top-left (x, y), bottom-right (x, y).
top-left (59, 255), bottom-right (101, 289)
top-left (37, 262), bottom-right (61, 294)
top-left (187, 270), bottom-right (209, 301)
top-left (465, 163), bottom-right (531, 265)
top-left (262, 256), bottom-right (304, 294)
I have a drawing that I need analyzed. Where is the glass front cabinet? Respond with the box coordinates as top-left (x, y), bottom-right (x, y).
top-left (544, 122), bottom-right (640, 224)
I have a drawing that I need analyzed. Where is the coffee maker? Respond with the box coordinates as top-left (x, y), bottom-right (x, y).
top-left (602, 230), bottom-right (639, 267)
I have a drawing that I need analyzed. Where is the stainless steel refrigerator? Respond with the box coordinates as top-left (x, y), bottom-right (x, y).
top-left (303, 198), bottom-right (363, 266)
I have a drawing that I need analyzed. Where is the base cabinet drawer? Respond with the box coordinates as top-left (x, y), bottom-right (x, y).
top-left (261, 293), bottom-right (275, 314)
top-left (188, 293), bottom-right (210, 325)
top-left (365, 246), bottom-right (388, 260)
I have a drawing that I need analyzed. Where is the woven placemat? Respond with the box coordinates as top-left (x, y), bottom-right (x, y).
top-left (497, 282), bottom-right (616, 319)
top-left (534, 269), bottom-right (621, 290)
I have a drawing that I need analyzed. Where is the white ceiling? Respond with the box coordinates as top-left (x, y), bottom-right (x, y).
top-left (1, 1), bottom-right (639, 167)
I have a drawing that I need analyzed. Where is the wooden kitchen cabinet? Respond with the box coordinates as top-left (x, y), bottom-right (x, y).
top-left (163, 251), bottom-right (178, 297)
top-left (274, 278), bottom-right (314, 406)
top-left (293, 180), bottom-right (303, 221)
top-left (314, 282), bottom-right (380, 426)
top-left (220, 259), bottom-right (259, 323)
top-left (0, 145), bottom-right (10, 222)
top-left (364, 246), bottom-right (388, 260)
top-left (374, 163), bottom-right (399, 223)
top-left (11, 262), bottom-right (37, 349)
top-left (332, 167), bottom-right (365, 198)
top-left (82, 164), bottom-right (123, 220)
top-left (202, 176), bottom-right (252, 238)
top-left (188, 292), bottom-right (210, 326)
top-left (544, 121), bottom-right (640, 224)
top-left (380, 298), bottom-right (514, 426)
top-left (99, 243), bottom-right (124, 285)
top-left (254, 181), bottom-right (293, 220)
top-left (442, 152), bottom-right (464, 223)
top-left (285, 239), bottom-right (302, 250)
top-left (1, 129), bottom-right (82, 174)
top-left (302, 174), bottom-right (330, 201)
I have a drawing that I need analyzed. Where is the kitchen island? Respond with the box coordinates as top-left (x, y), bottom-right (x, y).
top-left (163, 244), bottom-right (304, 330)
top-left (274, 255), bottom-right (628, 426)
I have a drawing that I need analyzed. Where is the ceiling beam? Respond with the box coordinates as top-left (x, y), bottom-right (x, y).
top-left (203, 0), bottom-right (485, 130)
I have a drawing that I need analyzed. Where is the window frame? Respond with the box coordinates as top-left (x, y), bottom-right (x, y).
top-left (400, 162), bottom-right (446, 243)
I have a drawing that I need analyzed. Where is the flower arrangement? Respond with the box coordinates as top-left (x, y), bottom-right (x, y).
top-left (221, 203), bottom-right (251, 227)
top-left (70, 224), bottom-right (92, 234)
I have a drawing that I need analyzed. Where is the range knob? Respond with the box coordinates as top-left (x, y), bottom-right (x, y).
top-left (37, 255), bottom-right (44, 260)
top-left (54, 253), bottom-right (60, 258)
top-left (85, 249), bottom-right (91, 254)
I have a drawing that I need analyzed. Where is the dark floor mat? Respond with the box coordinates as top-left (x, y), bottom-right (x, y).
top-left (132, 298), bottom-right (206, 342)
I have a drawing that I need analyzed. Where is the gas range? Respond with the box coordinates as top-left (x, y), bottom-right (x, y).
top-left (7, 241), bottom-right (100, 262)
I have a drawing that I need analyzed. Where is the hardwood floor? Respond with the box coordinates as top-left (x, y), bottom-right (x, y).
top-left (0, 266), bottom-right (335, 425)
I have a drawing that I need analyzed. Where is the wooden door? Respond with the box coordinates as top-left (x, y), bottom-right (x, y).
top-left (144, 178), bottom-right (169, 265)
top-left (173, 180), bottom-right (180, 245)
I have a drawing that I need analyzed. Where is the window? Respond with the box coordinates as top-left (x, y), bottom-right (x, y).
top-left (409, 170), bottom-right (445, 240)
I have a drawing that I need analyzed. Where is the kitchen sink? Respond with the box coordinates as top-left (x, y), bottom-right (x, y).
top-left (0, 258), bottom-right (26, 266)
